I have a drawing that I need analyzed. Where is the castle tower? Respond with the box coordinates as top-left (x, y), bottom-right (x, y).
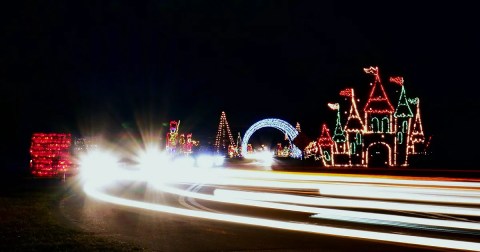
top-left (391, 77), bottom-right (414, 166)
top-left (318, 123), bottom-right (334, 167)
top-left (214, 111), bottom-right (236, 155)
top-left (408, 98), bottom-right (426, 155)
top-left (342, 88), bottom-right (365, 166)
top-left (363, 66), bottom-right (396, 167)
top-left (363, 67), bottom-right (395, 133)
top-left (327, 102), bottom-right (347, 155)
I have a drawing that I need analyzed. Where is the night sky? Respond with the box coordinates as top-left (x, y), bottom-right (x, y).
top-left (1, 1), bottom-right (479, 170)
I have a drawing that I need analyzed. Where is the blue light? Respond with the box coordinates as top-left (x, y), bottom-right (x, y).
top-left (241, 118), bottom-right (302, 159)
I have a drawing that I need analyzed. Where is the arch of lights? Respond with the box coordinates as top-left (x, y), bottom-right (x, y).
top-left (366, 142), bottom-right (393, 166)
top-left (241, 118), bottom-right (302, 158)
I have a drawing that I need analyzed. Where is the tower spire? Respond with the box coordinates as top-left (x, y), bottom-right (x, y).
top-left (342, 88), bottom-right (364, 132)
top-left (393, 80), bottom-right (414, 118)
top-left (363, 66), bottom-right (395, 114)
top-left (409, 98), bottom-right (425, 154)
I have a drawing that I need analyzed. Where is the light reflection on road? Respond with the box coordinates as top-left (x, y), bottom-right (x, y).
top-left (82, 166), bottom-right (480, 251)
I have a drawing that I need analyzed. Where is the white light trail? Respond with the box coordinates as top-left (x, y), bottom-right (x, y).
top-left (79, 146), bottom-right (480, 251)
top-left (214, 189), bottom-right (480, 217)
top-left (84, 182), bottom-right (480, 252)
top-left (317, 184), bottom-right (480, 205)
top-left (155, 183), bottom-right (480, 232)
top-left (217, 169), bottom-right (480, 188)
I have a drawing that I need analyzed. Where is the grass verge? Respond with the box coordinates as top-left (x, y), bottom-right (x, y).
top-left (0, 175), bottom-right (143, 251)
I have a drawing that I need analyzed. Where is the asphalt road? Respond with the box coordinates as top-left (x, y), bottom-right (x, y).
top-left (59, 164), bottom-right (480, 252)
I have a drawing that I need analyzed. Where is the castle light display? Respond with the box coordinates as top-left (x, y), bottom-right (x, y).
top-left (29, 132), bottom-right (73, 177)
top-left (305, 66), bottom-right (428, 167)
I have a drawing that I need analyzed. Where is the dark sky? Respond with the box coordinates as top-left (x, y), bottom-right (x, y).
top-left (1, 0), bottom-right (479, 170)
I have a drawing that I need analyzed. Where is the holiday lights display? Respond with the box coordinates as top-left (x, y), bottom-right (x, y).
top-left (73, 136), bottom-right (99, 155)
top-left (303, 141), bottom-right (319, 159)
top-left (214, 111), bottom-right (236, 155)
top-left (247, 144), bottom-right (253, 154)
top-left (241, 118), bottom-right (302, 158)
top-left (295, 122), bottom-right (302, 132)
top-left (29, 133), bottom-right (73, 177)
top-left (315, 66), bottom-right (428, 167)
top-left (408, 98), bottom-right (426, 154)
top-left (181, 133), bottom-right (199, 155)
top-left (318, 124), bottom-right (334, 166)
top-left (165, 121), bottom-right (198, 156)
top-left (166, 120), bottom-right (180, 154)
top-left (235, 132), bottom-right (243, 157)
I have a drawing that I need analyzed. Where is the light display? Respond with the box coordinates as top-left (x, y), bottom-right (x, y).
top-left (408, 98), bottom-right (426, 154)
top-left (214, 111), bottom-right (236, 155)
top-left (247, 144), bottom-right (253, 154)
top-left (29, 133), bottom-right (72, 177)
top-left (343, 88), bottom-right (364, 133)
top-left (363, 66), bottom-right (395, 116)
top-left (73, 136), bottom-right (98, 155)
top-left (295, 122), bottom-right (301, 133)
top-left (241, 118), bottom-right (302, 158)
top-left (317, 124), bottom-right (334, 166)
top-left (313, 66), bottom-right (428, 167)
top-left (303, 141), bottom-right (319, 159)
top-left (181, 133), bottom-right (198, 155)
top-left (318, 124), bottom-right (334, 147)
top-left (235, 132), bottom-right (243, 157)
top-left (165, 121), bottom-right (198, 156)
top-left (166, 120), bottom-right (180, 154)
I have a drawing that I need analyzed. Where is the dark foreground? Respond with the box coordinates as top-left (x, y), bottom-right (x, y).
top-left (0, 174), bottom-right (143, 251)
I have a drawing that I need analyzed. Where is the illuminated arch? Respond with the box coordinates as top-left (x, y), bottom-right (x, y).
top-left (241, 118), bottom-right (302, 158)
top-left (365, 142), bottom-right (392, 166)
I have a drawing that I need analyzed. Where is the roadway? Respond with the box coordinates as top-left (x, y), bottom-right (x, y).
top-left (60, 163), bottom-right (480, 251)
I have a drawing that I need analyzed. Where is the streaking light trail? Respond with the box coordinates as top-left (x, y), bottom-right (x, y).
top-left (79, 148), bottom-right (480, 251)
top-left (84, 182), bottom-right (480, 252)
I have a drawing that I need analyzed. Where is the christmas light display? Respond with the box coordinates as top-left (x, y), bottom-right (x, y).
top-left (181, 133), bottom-right (198, 155)
top-left (29, 133), bottom-right (72, 177)
top-left (317, 124), bottom-right (334, 166)
top-left (329, 102), bottom-right (347, 144)
top-left (235, 132), bottom-right (243, 157)
top-left (408, 98), bottom-right (426, 154)
top-left (342, 88), bottom-right (364, 133)
top-left (363, 66), bottom-right (395, 118)
top-left (247, 144), bottom-right (253, 154)
top-left (214, 111), bottom-right (236, 155)
top-left (295, 122), bottom-right (302, 133)
top-left (165, 121), bottom-right (198, 156)
top-left (73, 136), bottom-right (99, 155)
top-left (303, 141), bottom-right (319, 159)
top-left (314, 66), bottom-right (428, 167)
top-left (166, 120), bottom-right (180, 154)
top-left (241, 118), bottom-right (302, 159)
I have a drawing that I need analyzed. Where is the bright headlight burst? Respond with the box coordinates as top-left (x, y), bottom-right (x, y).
top-left (196, 154), bottom-right (215, 168)
top-left (214, 155), bottom-right (224, 166)
top-left (136, 146), bottom-right (171, 183)
top-left (173, 156), bottom-right (196, 168)
top-left (78, 149), bottom-right (120, 185)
